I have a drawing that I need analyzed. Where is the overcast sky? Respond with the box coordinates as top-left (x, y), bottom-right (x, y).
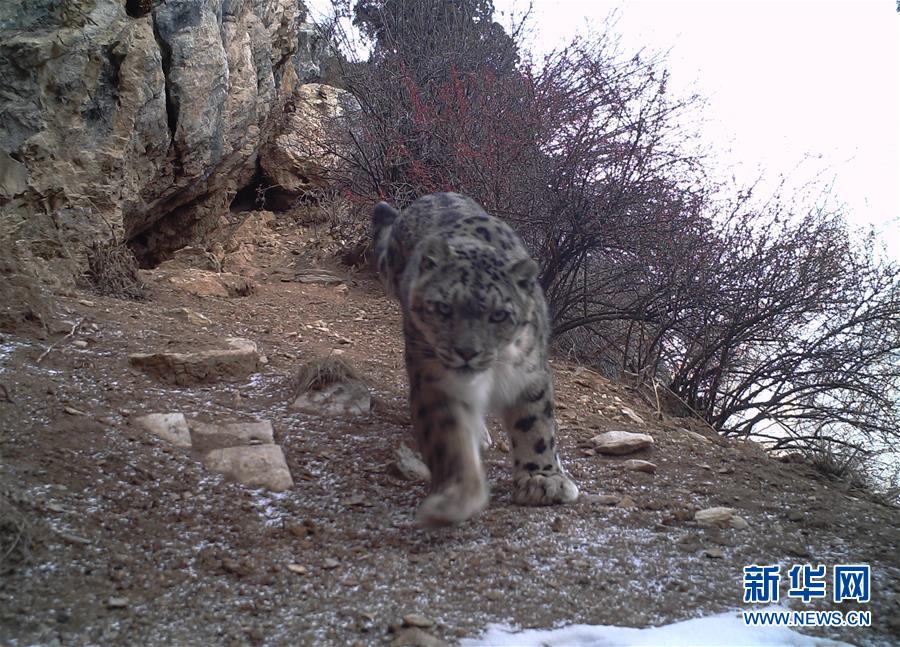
top-left (496, 0), bottom-right (900, 257)
top-left (310, 0), bottom-right (900, 258)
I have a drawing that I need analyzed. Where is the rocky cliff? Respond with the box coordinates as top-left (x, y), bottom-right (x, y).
top-left (0, 0), bottom-right (325, 277)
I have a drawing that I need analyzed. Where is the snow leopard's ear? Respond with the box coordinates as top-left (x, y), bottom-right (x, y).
top-left (418, 236), bottom-right (450, 273)
top-left (508, 258), bottom-right (540, 292)
top-left (372, 201), bottom-right (399, 233)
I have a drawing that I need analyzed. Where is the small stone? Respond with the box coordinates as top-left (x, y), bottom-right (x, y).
top-left (78, 299), bottom-right (95, 307)
top-left (166, 307), bottom-right (212, 326)
top-left (729, 515), bottom-right (750, 530)
top-left (402, 613), bottom-right (434, 628)
top-left (617, 494), bottom-right (637, 508)
top-left (622, 459), bottom-right (657, 473)
top-left (391, 444), bottom-right (430, 482)
top-left (550, 516), bottom-right (564, 532)
top-left (322, 558), bottom-right (339, 570)
top-left (286, 563), bottom-right (307, 575)
top-left (590, 431), bottom-right (654, 455)
top-left (134, 413), bottom-right (192, 448)
top-left (106, 596), bottom-right (129, 609)
top-left (703, 547), bottom-right (724, 559)
top-left (620, 406), bottom-right (645, 425)
top-left (694, 507), bottom-right (735, 526)
top-left (390, 627), bottom-right (446, 647)
top-left (72, 340), bottom-right (88, 349)
top-left (63, 406), bottom-right (87, 416)
top-left (680, 428), bottom-right (712, 444)
top-left (201, 445), bottom-right (293, 492)
top-left (787, 510), bottom-right (803, 522)
top-left (584, 494), bottom-right (620, 506)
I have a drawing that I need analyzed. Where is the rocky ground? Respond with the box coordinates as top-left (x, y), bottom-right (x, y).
top-left (1, 210), bottom-right (898, 646)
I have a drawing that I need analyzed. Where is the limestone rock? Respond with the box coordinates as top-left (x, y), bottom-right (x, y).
top-left (392, 444), bottom-right (431, 482)
top-left (0, 0), bottom-right (326, 276)
top-left (166, 269), bottom-right (255, 298)
top-left (191, 420), bottom-right (275, 452)
top-left (694, 506), bottom-right (735, 526)
top-left (202, 445), bottom-right (293, 492)
top-left (390, 627), bottom-right (447, 647)
top-left (291, 380), bottom-right (371, 417)
top-left (591, 431), bottom-right (654, 455)
top-left (259, 83), bottom-right (359, 205)
top-left (622, 459), bottom-right (657, 473)
top-left (133, 413), bottom-right (192, 448)
top-left (403, 613), bottom-right (435, 628)
top-left (129, 337), bottom-right (261, 385)
top-left (620, 406), bottom-right (645, 425)
top-left (730, 515), bottom-right (750, 530)
top-left (167, 307), bottom-right (212, 326)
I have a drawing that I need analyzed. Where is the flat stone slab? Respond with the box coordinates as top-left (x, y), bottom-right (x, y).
top-left (190, 420), bottom-right (274, 452)
top-left (202, 445), bottom-right (293, 492)
top-left (129, 337), bottom-right (261, 385)
top-left (591, 430), bottom-right (654, 455)
top-left (133, 413), bottom-right (192, 448)
top-left (290, 380), bottom-right (371, 417)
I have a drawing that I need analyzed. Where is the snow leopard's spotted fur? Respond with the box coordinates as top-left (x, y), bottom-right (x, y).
top-left (373, 192), bottom-right (579, 525)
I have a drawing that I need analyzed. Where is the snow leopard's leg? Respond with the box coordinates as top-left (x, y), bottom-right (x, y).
top-left (406, 361), bottom-right (488, 526)
top-left (502, 377), bottom-right (579, 505)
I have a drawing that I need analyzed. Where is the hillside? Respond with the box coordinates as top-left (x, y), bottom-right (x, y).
top-left (1, 212), bottom-right (897, 646)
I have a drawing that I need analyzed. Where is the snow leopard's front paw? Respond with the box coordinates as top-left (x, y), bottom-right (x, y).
top-left (512, 470), bottom-right (579, 506)
top-left (417, 479), bottom-right (488, 527)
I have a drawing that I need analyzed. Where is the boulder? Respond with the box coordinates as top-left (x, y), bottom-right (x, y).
top-left (259, 83), bottom-right (358, 206)
top-left (129, 337), bottom-right (261, 385)
top-left (202, 444), bottom-right (293, 492)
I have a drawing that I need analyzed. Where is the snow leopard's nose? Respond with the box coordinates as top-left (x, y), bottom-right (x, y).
top-left (455, 347), bottom-right (479, 362)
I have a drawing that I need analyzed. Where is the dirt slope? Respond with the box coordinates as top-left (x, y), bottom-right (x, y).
top-left (1, 213), bottom-right (898, 646)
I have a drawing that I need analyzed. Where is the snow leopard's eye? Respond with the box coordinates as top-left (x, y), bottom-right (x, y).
top-left (489, 310), bottom-right (509, 324)
top-left (434, 301), bottom-right (453, 318)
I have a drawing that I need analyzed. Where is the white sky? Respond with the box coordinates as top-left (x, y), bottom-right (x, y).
top-left (495, 0), bottom-right (900, 258)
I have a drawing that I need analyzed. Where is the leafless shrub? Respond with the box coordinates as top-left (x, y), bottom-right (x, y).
top-left (0, 490), bottom-right (33, 574)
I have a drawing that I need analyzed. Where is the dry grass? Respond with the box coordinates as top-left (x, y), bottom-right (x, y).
top-left (292, 355), bottom-right (362, 397)
top-left (0, 490), bottom-right (33, 575)
top-left (86, 239), bottom-right (146, 300)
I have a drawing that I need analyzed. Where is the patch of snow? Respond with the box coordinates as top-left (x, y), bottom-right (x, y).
top-left (462, 607), bottom-right (851, 646)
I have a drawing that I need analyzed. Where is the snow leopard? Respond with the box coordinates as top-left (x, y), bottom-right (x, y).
top-left (372, 192), bottom-right (579, 525)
